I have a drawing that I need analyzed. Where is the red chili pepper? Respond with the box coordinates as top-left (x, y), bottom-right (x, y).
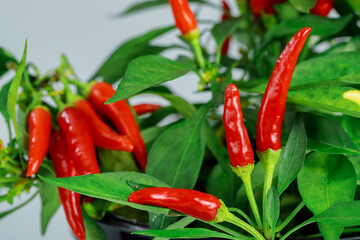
top-left (88, 82), bottom-right (147, 171)
top-left (26, 106), bottom-right (52, 177)
top-left (221, 0), bottom-right (231, 56)
top-left (310, 0), bottom-right (334, 16)
top-left (250, 0), bottom-right (286, 17)
top-left (57, 107), bottom-right (100, 175)
top-left (256, 27), bottom-right (312, 152)
top-left (169, 0), bottom-right (198, 35)
top-left (133, 103), bottom-right (162, 116)
top-left (75, 99), bottom-right (134, 152)
top-left (223, 84), bottom-right (254, 167)
top-left (128, 187), bottom-right (222, 221)
top-left (48, 130), bottom-right (85, 240)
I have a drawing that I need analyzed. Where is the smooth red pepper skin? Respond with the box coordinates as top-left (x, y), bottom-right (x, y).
top-left (223, 84), bottom-right (254, 167)
top-left (221, 0), bottom-right (231, 56)
top-left (26, 106), bottom-right (52, 177)
top-left (75, 99), bottom-right (134, 152)
top-left (88, 82), bottom-right (147, 171)
top-left (57, 107), bottom-right (100, 175)
top-left (256, 27), bottom-right (312, 152)
top-left (169, 0), bottom-right (198, 35)
top-left (49, 130), bottom-right (85, 240)
top-left (133, 103), bottom-right (162, 116)
top-left (128, 187), bottom-right (221, 221)
top-left (250, 0), bottom-right (286, 16)
top-left (310, 0), bottom-right (334, 16)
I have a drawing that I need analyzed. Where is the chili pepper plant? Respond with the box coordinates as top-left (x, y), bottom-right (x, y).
top-left (1, 0), bottom-right (360, 239)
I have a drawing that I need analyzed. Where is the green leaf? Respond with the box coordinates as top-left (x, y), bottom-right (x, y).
top-left (314, 201), bottom-right (360, 227)
top-left (134, 228), bottom-right (239, 239)
top-left (153, 216), bottom-right (196, 240)
top-left (287, 86), bottom-right (360, 118)
top-left (38, 166), bottom-right (61, 235)
top-left (142, 125), bottom-right (173, 150)
top-left (0, 48), bottom-right (17, 78)
top-left (342, 116), bottom-right (360, 147)
top-left (91, 26), bottom-right (174, 84)
top-left (277, 116), bottom-right (307, 195)
top-left (297, 152), bottom-right (357, 240)
top-left (39, 172), bottom-right (173, 215)
top-left (139, 106), bottom-right (177, 129)
top-left (266, 187), bottom-right (280, 238)
top-left (289, 0), bottom-right (316, 12)
top-left (0, 81), bottom-right (11, 132)
top-left (346, 0), bottom-right (360, 12)
top-left (107, 55), bottom-right (195, 103)
top-left (7, 40), bottom-right (27, 140)
top-left (265, 14), bottom-right (353, 42)
top-left (82, 207), bottom-right (108, 240)
top-left (0, 191), bottom-right (38, 219)
top-left (146, 104), bottom-right (208, 189)
top-left (318, 35), bottom-right (360, 57)
top-left (211, 17), bottom-right (244, 47)
top-left (207, 164), bottom-right (234, 206)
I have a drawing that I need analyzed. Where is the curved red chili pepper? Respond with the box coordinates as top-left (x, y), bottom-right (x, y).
top-left (221, 0), bottom-right (231, 56)
top-left (128, 187), bottom-right (221, 221)
top-left (49, 130), bottom-right (85, 240)
top-left (223, 84), bottom-right (254, 167)
top-left (310, 0), bottom-right (334, 16)
top-left (75, 99), bottom-right (134, 152)
top-left (57, 107), bottom-right (100, 175)
top-left (256, 27), bottom-right (312, 152)
top-left (169, 0), bottom-right (198, 35)
top-left (133, 103), bottom-right (162, 116)
top-left (88, 82), bottom-right (147, 171)
top-left (26, 106), bottom-right (52, 177)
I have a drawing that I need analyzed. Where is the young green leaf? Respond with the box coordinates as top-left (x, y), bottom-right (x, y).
top-left (266, 187), bottom-right (280, 239)
top-left (297, 152), bottom-right (357, 240)
top-left (134, 228), bottom-right (239, 239)
top-left (107, 55), bottom-right (195, 103)
top-left (211, 17), bottom-right (244, 47)
top-left (91, 26), bottom-right (174, 84)
top-left (82, 207), bottom-right (108, 240)
top-left (277, 116), bottom-right (307, 195)
top-left (39, 172), bottom-right (172, 215)
top-left (7, 40), bottom-right (27, 140)
top-left (0, 48), bottom-right (17, 78)
top-left (0, 81), bottom-right (12, 136)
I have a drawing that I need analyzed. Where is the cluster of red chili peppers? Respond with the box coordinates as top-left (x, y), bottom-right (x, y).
top-left (24, 78), bottom-right (163, 239)
top-left (128, 2), bottom-right (312, 236)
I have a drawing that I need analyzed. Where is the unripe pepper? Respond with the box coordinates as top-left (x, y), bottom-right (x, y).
top-left (26, 106), bottom-right (52, 177)
top-left (310, 0), bottom-right (334, 16)
top-left (57, 107), bottom-right (100, 175)
top-left (221, 0), bottom-right (231, 56)
top-left (88, 82), bottom-right (147, 171)
top-left (133, 103), bottom-right (162, 116)
top-left (128, 187), bottom-right (225, 222)
top-left (49, 130), bottom-right (85, 240)
top-left (168, 0), bottom-right (198, 38)
top-left (75, 99), bottom-right (134, 152)
top-left (256, 27), bottom-right (312, 153)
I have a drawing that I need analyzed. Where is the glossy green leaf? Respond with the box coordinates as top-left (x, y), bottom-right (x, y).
top-left (7, 40), bottom-right (27, 140)
top-left (277, 116), bottom-right (307, 195)
top-left (38, 166), bottom-right (61, 235)
top-left (146, 104), bottom-right (208, 189)
top-left (0, 48), bottom-right (17, 78)
top-left (0, 81), bottom-right (11, 133)
top-left (267, 187), bottom-right (280, 237)
top-left (297, 152), bottom-right (357, 239)
top-left (134, 228), bottom-right (239, 239)
top-left (288, 86), bottom-right (360, 118)
top-left (314, 201), bottom-right (360, 227)
top-left (153, 217), bottom-right (196, 240)
top-left (142, 125), bottom-right (173, 150)
top-left (91, 26), bottom-right (174, 84)
top-left (107, 55), bottom-right (195, 103)
top-left (289, 0), bottom-right (316, 12)
top-left (39, 172), bottom-right (172, 215)
top-left (211, 17), bottom-right (244, 47)
top-left (82, 207), bottom-right (108, 240)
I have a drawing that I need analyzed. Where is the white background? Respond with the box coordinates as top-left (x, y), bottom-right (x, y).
top-left (0, 0), bottom-right (235, 239)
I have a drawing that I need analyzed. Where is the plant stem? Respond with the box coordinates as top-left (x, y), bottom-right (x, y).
top-left (228, 208), bottom-right (257, 229)
top-left (242, 174), bottom-right (263, 229)
top-left (215, 47), bottom-right (222, 66)
top-left (190, 37), bottom-right (206, 71)
top-left (207, 222), bottom-right (252, 240)
top-left (225, 212), bottom-right (265, 240)
top-left (275, 201), bottom-right (305, 232)
top-left (262, 163), bottom-right (275, 239)
top-left (279, 218), bottom-right (315, 240)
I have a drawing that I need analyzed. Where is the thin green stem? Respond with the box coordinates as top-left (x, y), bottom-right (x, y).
top-left (225, 212), bottom-right (265, 240)
top-left (262, 163), bottom-right (275, 239)
top-left (67, 78), bottom-right (87, 89)
top-left (215, 47), bottom-right (222, 66)
top-left (275, 202), bottom-right (305, 232)
top-left (279, 218), bottom-right (315, 240)
top-left (228, 208), bottom-right (257, 229)
top-left (0, 176), bottom-right (22, 183)
top-left (242, 174), bottom-right (263, 229)
top-left (51, 95), bottom-right (65, 110)
top-left (206, 222), bottom-right (252, 240)
top-left (190, 37), bottom-right (206, 71)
